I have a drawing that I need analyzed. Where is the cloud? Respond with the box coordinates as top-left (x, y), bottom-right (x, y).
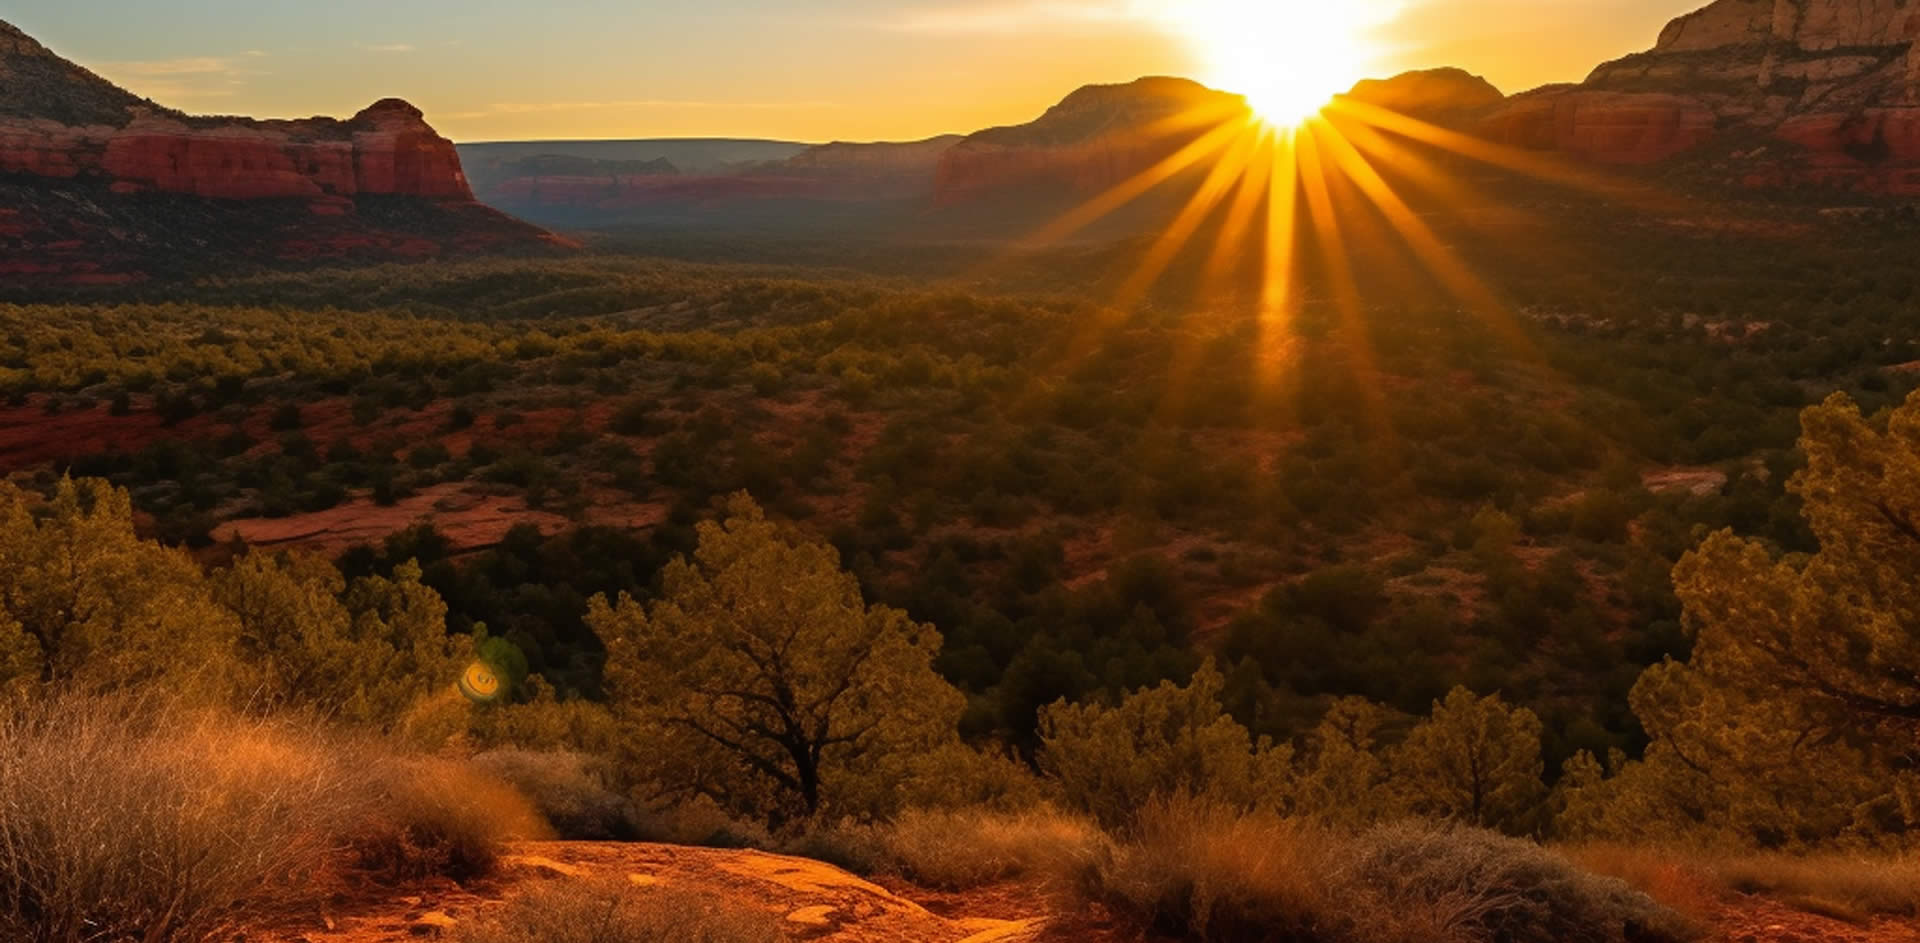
top-left (356, 42), bottom-right (416, 53)
top-left (96, 54), bottom-right (268, 105)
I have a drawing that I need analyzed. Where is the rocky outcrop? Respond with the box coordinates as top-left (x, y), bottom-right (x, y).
top-left (1476, 89), bottom-right (1718, 165)
top-left (0, 98), bottom-right (473, 202)
top-left (1476, 0), bottom-right (1920, 189)
top-left (0, 19), bottom-right (563, 286)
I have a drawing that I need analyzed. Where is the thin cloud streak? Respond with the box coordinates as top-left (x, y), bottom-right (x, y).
top-left (96, 53), bottom-right (269, 105)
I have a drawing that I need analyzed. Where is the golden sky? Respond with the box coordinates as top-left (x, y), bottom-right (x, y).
top-left (13, 0), bottom-right (1699, 143)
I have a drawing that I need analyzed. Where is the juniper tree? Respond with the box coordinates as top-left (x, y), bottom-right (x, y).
top-left (591, 494), bottom-right (961, 826)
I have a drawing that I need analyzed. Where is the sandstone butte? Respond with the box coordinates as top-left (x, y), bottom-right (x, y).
top-left (0, 17), bottom-right (567, 283)
top-left (1478, 0), bottom-right (1920, 188)
top-left (0, 20), bottom-right (478, 205)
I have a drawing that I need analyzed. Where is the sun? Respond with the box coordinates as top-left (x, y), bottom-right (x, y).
top-left (1156, 0), bottom-right (1400, 126)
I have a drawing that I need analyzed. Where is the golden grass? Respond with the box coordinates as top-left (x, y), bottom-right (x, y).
top-left (875, 806), bottom-right (1105, 889)
top-left (0, 693), bottom-right (540, 941)
top-left (855, 798), bottom-right (1696, 943)
top-left (1569, 843), bottom-right (1920, 926)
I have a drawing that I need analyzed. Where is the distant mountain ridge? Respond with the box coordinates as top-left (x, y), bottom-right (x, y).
top-left (0, 19), bottom-right (565, 287)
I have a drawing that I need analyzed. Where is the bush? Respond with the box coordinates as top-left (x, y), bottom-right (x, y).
top-left (0, 696), bottom-right (372, 942)
top-left (459, 879), bottom-right (780, 943)
top-left (0, 692), bottom-right (547, 942)
top-left (348, 755), bottom-right (549, 882)
top-left (1348, 822), bottom-right (1698, 943)
top-left (472, 749), bottom-right (645, 840)
top-left (871, 807), bottom-right (1103, 890)
top-left (1069, 798), bottom-right (1696, 943)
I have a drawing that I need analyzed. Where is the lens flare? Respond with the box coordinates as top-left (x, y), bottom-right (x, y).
top-left (459, 661), bottom-right (504, 703)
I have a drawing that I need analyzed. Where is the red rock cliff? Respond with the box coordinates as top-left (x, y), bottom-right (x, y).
top-left (0, 98), bottom-right (473, 201)
top-left (1475, 0), bottom-right (1920, 189)
top-left (0, 18), bottom-right (564, 286)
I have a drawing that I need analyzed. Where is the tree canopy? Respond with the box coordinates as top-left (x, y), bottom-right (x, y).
top-left (592, 494), bottom-right (963, 826)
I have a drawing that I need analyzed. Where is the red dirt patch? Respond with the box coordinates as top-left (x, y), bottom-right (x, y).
top-left (212, 484), bottom-right (574, 557)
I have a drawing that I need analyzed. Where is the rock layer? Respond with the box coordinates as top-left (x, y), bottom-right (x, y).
top-left (1477, 0), bottom-right (1920, 189)
top-left (0, 98), bottom-right (472, 202)
top-left (0, 19), bottom-right (562, 285)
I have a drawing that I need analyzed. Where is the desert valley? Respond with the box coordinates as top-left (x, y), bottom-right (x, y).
top-left (4, 1), bottom-right (1920, 941)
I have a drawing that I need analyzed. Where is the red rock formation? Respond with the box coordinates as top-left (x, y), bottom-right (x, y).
top-left (0, 99), bottom-right (472, 202)
top-left (1477, 90), bottom-right (1717, 165)
top-left (1486, 0), bottom-right (1920, 189)
top-left (0, 19), bottom-right (563, 285)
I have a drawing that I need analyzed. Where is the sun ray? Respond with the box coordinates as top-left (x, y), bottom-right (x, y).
top-left (1019, 116), bottom-right (1251, 250)
top-left (1324, 97), bottom-right (1681, 212)
top-left (1305, 114), bottom-right (1543, 362)
top-left (1294, 121), bottom-right (1398, 459)
top-left (1114, 123), bottom-right (1264, 305)
top-left (1199, 129), bottom-right (1278, 292)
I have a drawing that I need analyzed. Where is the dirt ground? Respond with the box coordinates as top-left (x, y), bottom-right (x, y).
top-left (237, 840), bottom-right (1920, 943)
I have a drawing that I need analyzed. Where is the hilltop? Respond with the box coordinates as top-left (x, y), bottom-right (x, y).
top-left (0, 20), bottom-right (567, 286)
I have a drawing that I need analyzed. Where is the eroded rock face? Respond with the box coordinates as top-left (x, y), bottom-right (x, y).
top-left (0, 18), bottom-right (561, 286)
top-left (1482, 0), bottom-right (1920, 189)
top-left (0, 99), bottom-right (472, 201)
top-left (1476, 90), bottom-right (1718, 165)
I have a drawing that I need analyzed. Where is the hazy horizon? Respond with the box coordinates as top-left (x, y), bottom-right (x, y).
top-left (8, 0), bottom-right (1699, 143)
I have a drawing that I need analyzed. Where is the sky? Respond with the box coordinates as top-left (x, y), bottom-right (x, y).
top-left (7, 1), bottom-right (1701, 143)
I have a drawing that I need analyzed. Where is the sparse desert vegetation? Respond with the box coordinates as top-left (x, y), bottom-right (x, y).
top-left (0, 694), bottom-right (538, 942)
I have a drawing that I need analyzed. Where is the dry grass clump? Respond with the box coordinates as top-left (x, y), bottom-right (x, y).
top-left (348, 755), bottom-right (550, 882)
top-left (472, 749), bottom-right (644, 840)
top-left (1060, 798), bottom-right (1697, 943)
top-left (1711, 852), bottom-right (1920, 923)
top-left (876, 806), bottom-right (1104, 889)
top-left (1074, 801), bottom-right (1369, 942)
top-left (1571, 844), bottom-right (1920, 925)
top-left (0, 694), bottom-right (538, 942)
top-left (0, 696), bottom-right (372, 942)
top-left (458, 878), bottom-right (780, 943)
top-left (1561, 845), bottom-right (1722, 926)
top-left (1348, 823), bottom-right (1701, 943)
